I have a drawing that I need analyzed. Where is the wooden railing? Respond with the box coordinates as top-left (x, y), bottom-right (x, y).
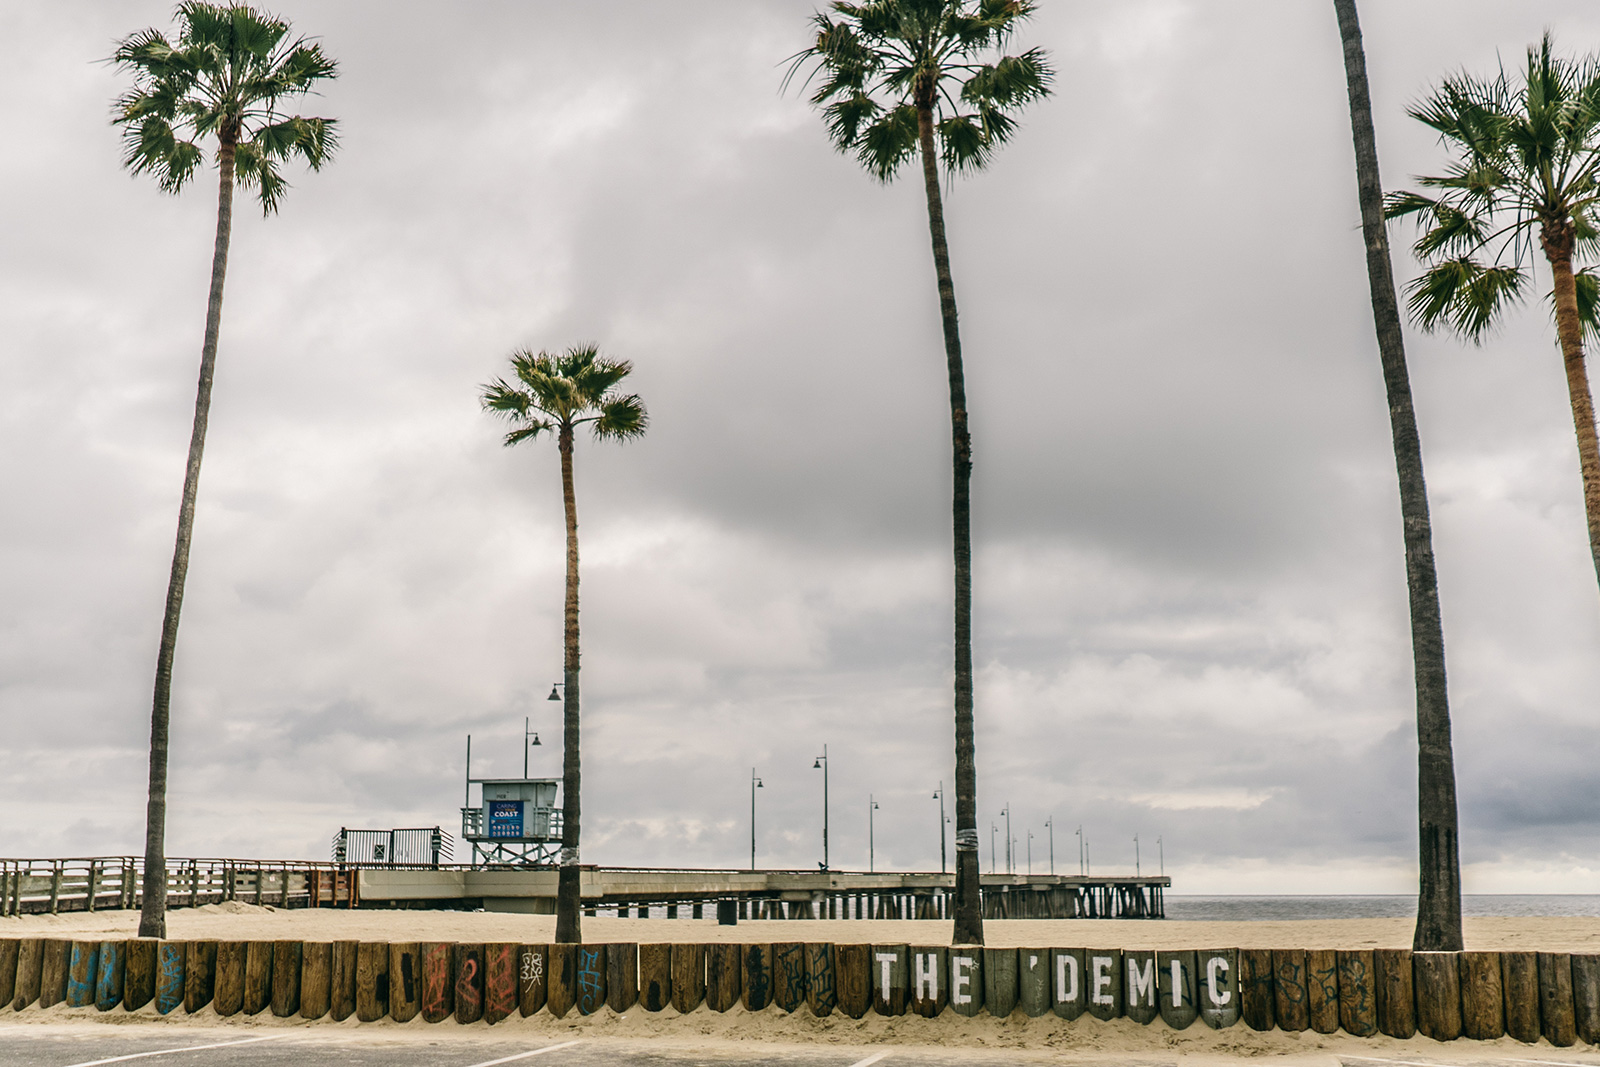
top-left (0, 858), bottom-right (358, 916)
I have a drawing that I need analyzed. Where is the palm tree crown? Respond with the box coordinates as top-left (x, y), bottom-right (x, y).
top-left (112, 1), bottom-right (337, 213)
top-left (483, 346), bottom-right (649, 443)
top-left (789, 0), bottom-right (1053, 180)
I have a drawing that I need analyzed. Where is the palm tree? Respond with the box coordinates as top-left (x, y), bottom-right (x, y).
top-left (1331, 0), bottom-right (1462, 953)
top-left (789, 0), bottom-right (1051, 946)
top-left (482, 345), bottom-right (648, 945)
top-left (111, 2), bottom-right (337, 939)
top-left (1387, 34), bottom-right (1600, 597)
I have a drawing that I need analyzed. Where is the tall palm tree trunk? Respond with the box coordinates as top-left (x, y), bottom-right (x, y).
top-left (554, 423), bottom-right (583, 945)
top-left (916, 101), bottom-right (981, 946)
top-left (1334, 0), bottom-right (1463, 952)
top-left (1539, 224), bottom-right (1600, 593)
top-left (139, 141), bottom-right (235, 940)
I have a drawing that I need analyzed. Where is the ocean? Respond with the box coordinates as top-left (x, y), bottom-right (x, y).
top-left (1165, 895), bottom-right (1600, 920)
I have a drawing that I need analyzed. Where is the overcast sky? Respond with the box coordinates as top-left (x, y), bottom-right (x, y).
top-left (2, 1), bottom-right (1598, 895)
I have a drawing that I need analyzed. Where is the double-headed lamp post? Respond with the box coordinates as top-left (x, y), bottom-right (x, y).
top-left (932, 784), bottom-right (948, 875)
top-left (750, 769), bottom-right (763, 871)
top-left (813, 745), bottom-right (829, 871)
top-left (869, 796), bottom-right (879, 872)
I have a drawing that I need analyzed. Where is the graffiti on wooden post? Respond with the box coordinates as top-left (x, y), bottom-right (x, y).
top-left (577, 947), bottom-right (605, 1015)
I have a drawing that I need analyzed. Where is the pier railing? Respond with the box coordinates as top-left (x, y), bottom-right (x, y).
top-left (0, 857), bottom-right (358, 916)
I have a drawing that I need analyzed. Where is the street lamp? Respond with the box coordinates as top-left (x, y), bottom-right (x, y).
top-left (750, 769), bottom-right (763, 871)
top-left (1045, 816), bottom-right (1055, 875)
top-left (1075, 824), bottom-right (1084, 876)
top-left (813, 745), bottom-right (829, 871)
top-left (1001, 804), bottom-right (1012, 874)
top-left (523, 716), bottom-right (542, 778)
top-left (869, 796), bottom-right (880, 872)
top-left (989, 822), bottom-right (997, 874)
top-left (932, 784), bottom-right (948, 875)
top-left (1027, 831), bottom-right (1034, 875)
top-left (1135, 833), bottom-right (1141, 877)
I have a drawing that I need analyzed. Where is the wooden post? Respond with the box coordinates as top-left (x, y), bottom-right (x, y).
top-left (184, 940), bottom-right (217, 1013)
top-left (1573, 954), bottom-right (1600, 1046)
top-left (834, 943), bottom-right (870, 1019)
top-left (605, 943), bottom-right (637, 1014)
top-left (742, 943), bottom-right (773, 1011)
top-left (978, 947), bottom-right (1015, 1019)
top-left (1374, 948), bottom-right (1415, 1039)
top-left (1306, 948), bottom-right (1338, 1034)
top-left (1158, 950), bottom-right (1198, 1030)
top-left (95, 941), bottom-right (125, 1013)
top-left (706, 943), bottom-right (742, 1013)
top-left (1502, 951), bottom-right (1540, 1043)
top-left (213, 941), bottom-right (244, 1017)
top-left (419, 942), bottom-right (453, 1023)
top-left (772, 942), bottom-right (807, 1012)
top-left (517, 944), bottom-right (548, 1018)
top-left (330, 941), bottom-right (358, 1022)
top-left (48, 861), bottom-right (61, 915)
top-left (1086, 949), bottom-right (1122, 1021)
top-left (574, 944), bottom-right (606, 1016)
top-left (452, 943), bottom-right (484, 1024)
top-left (244, 940), bottom-right (274, 1015)
top-left (545, 943), bottom-right (576, 1018)
top-left (355, 942), bottom-right (389, 1022)
top-left (1239, 949), bottom-right (1274, 1031)
top-left (1016, 949), bottom-right (1049, 1018)
top-left (299, 942), bottom-right (332, 1021)
top-left (270, 940), bottom-right (302, 1018)
top-left (806, 942), bottom-right (836, 1017)
top-left (484, 942), bottom-right (517, 1023)
top-left (1124, 949), bottom-right (1158, 1025)
top-left (1458, 950), bottom-right (1504, 1039)
top-left (1538, 952), bottom-right (1577, 1048)
top-left (871, 944), bottom-right (907, 1016)
top-left (949, 948), bottom-right (983, 1018)
top-left (1272, 948), bottom-right (1309, 1032)
top-left (1053, 947), bottom-right (1086, 1020)
top-left (1413, 951), bottom-right (1462, 1041)
top-left (66, 941), bottom-right (99, 1008)
top-left (154, 941), bottom-right (184, 1015)
top-left (1337, 949), bottom-right (1376, 1037)
top-left (86, 861), bottom-right (100, 914)
top-left (670, 943), bottom-right (704, 1013)
top-left (121, 940), bottom-right (154, 1012)
top-left (638, 944), bottom-right (671, 1012)
top-left (37, 938), bottom-right (69, 1009)
top-left (909, 946), bottom-right (948, 1018)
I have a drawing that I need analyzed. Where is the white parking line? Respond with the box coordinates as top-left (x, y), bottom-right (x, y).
top-left (461, 1041), bottom-right (583, 1067)
top-left (1345, 1059), bottom-right (1600, 1067)
top-left (846, 1053), bottom-right (889, 1067)
top-left (59, 1034), bottom-right (291, 1067)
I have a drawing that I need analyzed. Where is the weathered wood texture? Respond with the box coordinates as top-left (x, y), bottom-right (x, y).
top-left (184, 940), bottom-right (216, 1013)
top-left (1272, 948), bottom-right (1308, 1032)
top-left (66, 941), bottom-right (99, 1008)
top-left (122, 940), bottom-right (154, 1012)
top-left (1502, 951), bottom-right (1540, 1043)
top-left (806, 942), bottom-right (837, 1017)
top-left (1305, 949), bottom-right (1338, 1034)
top-left (1574, 954), bottom-right (1600, 1046)
top-left (154, 941), bottom-right (184, 1015)
top-left (95, 941), bottom-right (125, 1013)
top-left (1018, 948), bottom-right (1049, 1018)
top-left (452, 943), bottom-right (484, 1024)
top-left (1086, 949), bottom-right (1122, 1021)
top-left (1374, 948), bottom-right (1415, 1039)
top-left (832, 943), bottom-right (869, 1019)
top-left (388, 942), bottom-right (421, 1022)
top-left (1413, 952), bottom-right (1461, 1041)
top-left (742, 943), bottom-right (773, 1011)
top-left (706, 943), bottom-right (742, 1013)
top-left (1239, 949), bottom-right (1274, 1032)
top-left (1052, 948), bottom-right (1085, 1020)
top-left (270, 941), bottom-right (301, 1018)
top-left (1337, 950), bottom-right (1376, 1037)
top-left (214, 941), bottom-right (244, 1017)
top-left (638, 944), bottom-right (670, 1012)
top-left (518, 944), bottom-right (547, 1018)
top-left (1159, 950), bottom-right (1198, 1030)
top-left (1199, 949), bottom-right (1239, 1029)
top-left (604, 943), bottom-right (636, 1014)
top-left (1124, 949), bottom-right (1158, 1025)
top-left (670, 943), bottom-right (704, 1014)
top-left (574, 944), bottom-right (607, 1016)
top-left (298, 942), bottom-right (332, 1021)
top-left (949, 949), bottom-right (982, 1018)
top-left (243, 940), bottom-right (273, 1015)
top-left (983, 948), bottom-right (1018, 1018)
top-left (544, 943), bottom-right (575, 1019)
top-left (40, 939), bottom-right (70, 1009)
top-left (1458, 951), bottom-right (1503, 1040)
top-left (419, 942), bottom-right (453, 1023)
top-left (910, 946), bottom-right (947, 1018)
top-left (772, 942), bottom-right (806, 1013)
top-left (483, 942), bottom-right (516, 1023)
top-left (355, 942), bottom-right (388, 1023)
top-left (1538, 952), bottom-right (1576, 1047)
top-left (870, 944), bottom-right (906, 1016)
top-left (0, 939), bottom-right (16, 1008)
top-left (330, 941), bottom-right (358, 1022)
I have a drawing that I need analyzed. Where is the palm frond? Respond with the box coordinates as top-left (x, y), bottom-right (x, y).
top-left (592, 394), bottom-right (649, 441)
top-left (1571, 266), bottom-right (1600, 345)
top-left (1404, 257), bottom-right (1528, 340)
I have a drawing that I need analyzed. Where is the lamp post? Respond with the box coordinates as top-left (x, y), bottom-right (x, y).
top-left (813, 745), bottom-right (829, 871)
top-left (1085, 839), bottom-right (1091, 876)
top-left (932, 784), bottom-right (948, 875)
top-left (1135, 833), bottom-right (1141, 877)
top-left (523, 716), bottom-right (542, 778)
top-left (1075, 824), bottom-right (1084, 876)
top-left (989, 822), bottom-right (997, 874)
top-left (1045, 816), bottom-right (1055, 875)
top-left (750, 769), bottom-right (763, 871)
top-left (869, 795), bottom-right (880, 872)
top-left (1027, 831), bottom-right (1034, 875)
top-left (1001, 804), bottom-right (1012, 874)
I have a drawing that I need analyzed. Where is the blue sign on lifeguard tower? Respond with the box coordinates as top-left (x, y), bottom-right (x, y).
top-left (488, 800), bottom-right (524, 838)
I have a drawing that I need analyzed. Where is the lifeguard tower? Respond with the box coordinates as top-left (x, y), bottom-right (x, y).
top-left (460, 725), bottom-right (563, 867)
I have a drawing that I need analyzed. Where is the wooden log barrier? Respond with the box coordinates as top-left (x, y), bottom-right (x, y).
top-left (605, 943), bottom-right (637, 1014)
top-left (355, 942), bottom-right (389, 1023)
top-left (545, 944), bottom-right (576, 1019)
top-left (0, 939), bottom-right (16, 1008)
top-left (1573, 954), bottom-right (1600, 1046)
top-left (452, 943), bottom-right (484, 1024)
top-left (574, 944), bottom-right (606, 1016)
top-left (1272, 948), bottom-right (1309, 1032)
top-left (419, 942), bottom-right (453, 1023)
top-left (1124, 949), bottom-right (1158, 1025)
top-left (806, 942), bottom-right (837, 1017)
top-left (40, 938), bottom-right (70, 1009)
top-left (834, 944), bottom-right (870, 1019)
top-left (706, 943), bottom-right (741, 1013)
top-left (1337, 950), bottom-right (1376, 1037)
top-left (330, 941), bottom-right (358, 1022)
top-left (122, 940), bottom-right (154, 1012)
top-left (299, 942), bottom-right (332, 1021)
top-left (1053, 947), bottom-right (1086, 1021)
top-left (1199, 949), bottom-right (1239, 1029)
top-left (984, 948), bottom-right (1019, 1019)
top-left (244, 940), bottom-right (273, 1015)
top-left (1413, 952), bottom-right (1462, 1041)
top-left (1306, 949), bottom-right (1338, 1034)
top-left (518, 944), bottom-right (547, 1018)
top-left (910, 946), bottom-right (948, 1018)
top-left (772, 942), bottom-right (806, 1013)
top-left (1458, 951), bottom-right (1503, 1040)
top-left (1374, 948), bottom-right (1415, 1039)
top-left (484, 942), bottom-right (516, 1023)
top-left (742, 943), bottom-right (773, 1011)
top-left (1239, 949), bottom-right (1274, 1032)
top-left (1538, 952), bottom-right (1577, 1048)
top-left (184, 941), bottom-right (216, 1014)
top-left (1018, 948), bottom-right (1050, 1018)
top-left (95, 941), bottom-right (125, 1013)
top-left (637, 944), bottom-right (670, 1012)
top-left (670, 943), bottom-right (704, 1014)
top-left (872, 944), bottom-right (906, 1016)
top-left (389, 942), bottom-right (421, 1022)
top-left (948, 948), bottom-right (982, 1018)
top-left (214, 942), bottom-right (245, 1017)
top-left (1502, 951), bottom-right (1540, 1043)
top-left (67, 941), bottom-right (99, 1008)
top-left (1159, 951), bottom-right (1198, 1030)
top-left (1086, 949), bottom-right (1122, 1021)
top-left (270, 941), bottom-right (301, 1018)
top-left (155, 941), bottom-right (184, 1015)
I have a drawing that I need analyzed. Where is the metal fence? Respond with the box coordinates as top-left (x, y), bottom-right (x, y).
top-left (331, 827), bottom-right (452, 867)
